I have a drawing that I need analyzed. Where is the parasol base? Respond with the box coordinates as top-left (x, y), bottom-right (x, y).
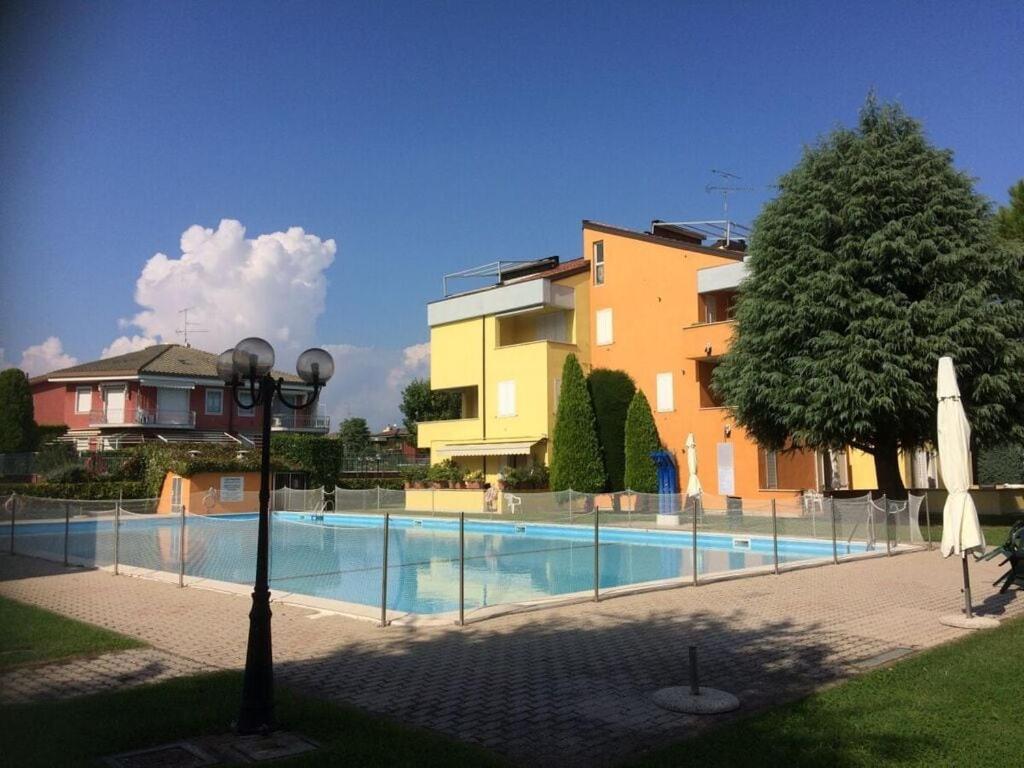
top-left (939, 614), bottom-right (1000, 630)
top-left (652, 686), bottom-right (740, 714)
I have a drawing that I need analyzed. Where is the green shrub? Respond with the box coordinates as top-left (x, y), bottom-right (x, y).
top-left (977, 443), bottom-right (1024, 485)
top-left (333, 477), bottom-right (404, 490)
top-left (399, 464), bottom-right (429, 485)
top-left (270, 434), bottom-right (344, 488)
top-left (587, 369), bottom-right (636, 492)
top-left (501, 464), bottom-right (549, 490)
top-left (0, 369), bottom-right (37, 452)
top-left (0, 481), bottom-right (151, 500)
top-left (624, 390), bottom-right (661, 493)
top-left (550, 355), bottom-right (606, 492)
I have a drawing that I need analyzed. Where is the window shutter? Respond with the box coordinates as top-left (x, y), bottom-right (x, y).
top-left (596, 308), bottom-right (613, 345)
top-left (498, 380), bottom-right (516, 417)
top-left (656, 372), bottom-right (674, 412)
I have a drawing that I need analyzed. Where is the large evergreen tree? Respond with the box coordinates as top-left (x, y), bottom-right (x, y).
top-left (623, 390), bottom-right (661, 493)
top-left (995, 179), bottom-right (1024, 242)
top-left (713, 96), bottom-right (1024, 494)
top-left (0, 368), bottom-right (38, 453)
top-left (399, 377), bottom-right (460, 444)
top-left (550, 354), bottom-right (606, 492)
top-left (587, 369), bottom-right (636, 491)
top-left (338, 417), bottom-right (372, 456)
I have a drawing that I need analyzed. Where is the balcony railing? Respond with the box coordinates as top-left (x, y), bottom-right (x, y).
top-left (89, 408), bottom-right (196, 428)
top-left (270, 409), bottom-right (330, 432)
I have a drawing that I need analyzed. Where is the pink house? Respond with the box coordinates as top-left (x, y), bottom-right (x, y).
top-left (30, 344), bottom-right (329, 450)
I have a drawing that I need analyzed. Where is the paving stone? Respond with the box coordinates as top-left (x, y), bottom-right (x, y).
top-left (2, 550), bottom-right (1021, 766)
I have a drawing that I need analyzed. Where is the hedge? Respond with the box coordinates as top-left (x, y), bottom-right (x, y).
top-left (0, 481), bottom-right (151, 500)
top-left (978, 443), bottom-right (1024, 485)
top-left (587, 369), bottom-right (636, 492)
top-left (270, 434), bottom-right (346, 488)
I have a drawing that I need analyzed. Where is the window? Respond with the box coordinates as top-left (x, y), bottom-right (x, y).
top-left (552, 378), bottom-right (562, 413)
top-left (596, 308), bottom-right (613, 346)
top-left (593, 241), bottom-right (605, 285)
top-left (656, 372), bottom-right (674, 412)
top-left (763, 450), bottom-right (779, 489)
top-left (75, 386), bottom-right (92, 413)
top-left (237, 398), bottom-right (254, 417)
top-left (497, 380), bottom-right (516, 417)
top-left (205, 388), bottom-right (223, 415)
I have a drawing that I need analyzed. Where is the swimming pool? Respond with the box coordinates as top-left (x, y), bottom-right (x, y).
top-left (11, 511), bottom-right (875, 617)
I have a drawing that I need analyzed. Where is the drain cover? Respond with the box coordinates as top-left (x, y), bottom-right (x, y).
top-left (103, 742), bottom-right (217, 768)
top-left (853, 647), bottom-right (914, 669)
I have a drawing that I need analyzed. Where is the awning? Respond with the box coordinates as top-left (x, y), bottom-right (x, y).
top-left (437, 440), bottom-right (540, 458)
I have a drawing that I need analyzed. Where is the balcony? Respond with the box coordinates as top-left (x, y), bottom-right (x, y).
top-left (270, 409), bottom-right (330, 433)
top-left (89, 407), bottom-right (196, 428)
top-left (417, 417), bottom-right (483, 449)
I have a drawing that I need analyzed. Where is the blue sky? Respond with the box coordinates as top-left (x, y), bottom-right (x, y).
top-left (1, 1), bottom-right (1021, 425)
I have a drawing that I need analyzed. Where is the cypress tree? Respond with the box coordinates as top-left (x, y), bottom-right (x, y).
top-left (587, 369), bottom-right (636, 491)
top-left (550, 354), bottom-right (606, 492)
top-left (713, 95), bottom-right (1024, 494)
top-left (0, 368), bottom-right (38, 452)
top-left (623, 390), bottom-right (660, 493)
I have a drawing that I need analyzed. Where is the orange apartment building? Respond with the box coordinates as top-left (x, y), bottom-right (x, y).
top-left (582, 219), bottom-right (820, 501)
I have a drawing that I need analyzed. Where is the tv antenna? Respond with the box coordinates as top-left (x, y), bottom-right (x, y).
top-left (705, 170), bottom-right (755, 244)
top-left (175, 307), bottom-right (207, 348)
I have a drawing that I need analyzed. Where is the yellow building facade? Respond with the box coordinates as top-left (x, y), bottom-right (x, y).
top-left (418, 258), bottom-right (591, 482)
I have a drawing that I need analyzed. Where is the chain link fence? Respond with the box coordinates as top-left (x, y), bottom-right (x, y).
top-left (3, 486), bottom-right (933, 624)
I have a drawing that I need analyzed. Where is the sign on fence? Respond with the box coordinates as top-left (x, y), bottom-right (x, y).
top-left (220, 476), bottom-right (245, 502)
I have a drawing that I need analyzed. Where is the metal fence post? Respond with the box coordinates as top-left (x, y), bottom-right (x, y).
top-left (771, 498), bottom-right (779, 575)
top-left (114, 492), bottom-right (121, 576)
top-left (376, 486), bottom-right (381, 511)
top-left (178, 505), bottom-right (186, 587)
top-left (380, 512), bottom-right (390, 628)
top-left (593, 505), bottom-right (600, 602)
top-left (883, 494), bottom-right (892, 556)
top-left (64, 500), bottom-right (71, 566)
top-left (924, 493), bottom-right (933, 550)
top-left (569, 488), bottom-right (574, 524)
top-left (692, 495), bottom-right (700, 586)
top-left (431, 488), bottom-right (436, 517)
top-left (458, 512), bottom-right (465, 626)
top-left (8, 493), bottom-right (15, 554)
top-left (830, 495), bottom-right (839, 564)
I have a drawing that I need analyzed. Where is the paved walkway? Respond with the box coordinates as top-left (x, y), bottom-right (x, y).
top-left (1, 550), bottom-right (1020, 765)
top-left (0, 648), bottom-right (212, 705)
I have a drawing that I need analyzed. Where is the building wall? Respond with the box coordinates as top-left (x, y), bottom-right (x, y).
top-left (584, 224), bottom-right (816, 500)
top-left (422, 269), bottom-right (590, 480)
top-left (32, 381), bottom-right (67, 426)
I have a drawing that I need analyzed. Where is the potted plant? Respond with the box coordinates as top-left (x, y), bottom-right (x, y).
top-left (400, 464), bottom-right (428, 489)
top-left (464, 469), bottom-right (485, 490)
top-left (426, 463), bottom-right (449, 489)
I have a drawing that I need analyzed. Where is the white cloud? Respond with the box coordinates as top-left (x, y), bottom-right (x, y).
top-left (102, 335), bottom-right (157, 359)
top-left (323, 342), bottom-right (430, 430)
top-left (18, 337), bottom-right (78, 377)
top-left (107, 218), bottom-right (426, 431)
top-left (114, 218), bottom-right (336, 361)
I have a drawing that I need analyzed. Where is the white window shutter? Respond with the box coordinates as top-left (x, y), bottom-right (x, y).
top-left (596, 308), bottom-right (613, 345)
top-left (656, 372), bottom-right (674, 412)
top-left (498, 380), bottom-right (516, 417)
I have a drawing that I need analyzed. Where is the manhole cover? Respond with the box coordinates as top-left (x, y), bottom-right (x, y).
top-left (103, 741), bottom-right (217, 768)
top-left (231, 732), bottom-right (319, 761)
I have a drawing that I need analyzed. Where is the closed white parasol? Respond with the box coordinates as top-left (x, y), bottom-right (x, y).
top-left (685, 433), bottom-right (702, 497)
top-left (936, 356), bottom-right (997, 629)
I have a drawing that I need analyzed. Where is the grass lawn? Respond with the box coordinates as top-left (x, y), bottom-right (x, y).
top-left (0, 595), bottom-right (145, 670)
top-left (630, 615), bottom-right (1024, 767)
top-left (0, 671), bottom-right (504, 768)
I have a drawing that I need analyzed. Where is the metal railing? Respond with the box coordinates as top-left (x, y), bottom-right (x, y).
top-left (89, 407), bottom-right (196, 428)
top-left (3, 488), bottom-right (933, 627)
top-left (270, 409), bottom-right (330, 431)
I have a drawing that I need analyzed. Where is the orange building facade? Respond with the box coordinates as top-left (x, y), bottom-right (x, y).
top-left (582, 221), bottom-right (819, 500)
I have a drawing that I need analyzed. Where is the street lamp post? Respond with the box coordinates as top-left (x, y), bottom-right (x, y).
top-left (217, 337), bottom-right (334, 735)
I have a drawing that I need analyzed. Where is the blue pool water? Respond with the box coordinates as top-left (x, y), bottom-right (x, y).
top-left (12, 512), bottom-right (867, 615)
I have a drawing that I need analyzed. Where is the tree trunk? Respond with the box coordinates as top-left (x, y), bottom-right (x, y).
top-left (872, 442), bottom-right (906, 497)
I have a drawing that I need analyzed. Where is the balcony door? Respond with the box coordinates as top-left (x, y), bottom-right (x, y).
top-left (103, 386), bottom-right (126, 424)
top-left (157, 387), bottom-right (190, 426)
